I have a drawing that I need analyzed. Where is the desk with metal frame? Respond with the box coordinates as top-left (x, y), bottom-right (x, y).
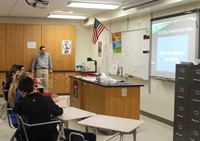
top-left (57, 107), bottom-right (96, 127)
top-left (78, 114), bottom-right (144, 141)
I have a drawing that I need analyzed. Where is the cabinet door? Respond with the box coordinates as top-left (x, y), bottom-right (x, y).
top-left (70, 78), bottom-right (81, 108)
top-left (6, 24), bottom-right (24, 70)
top-left (58, 25), bottom-right (76, 70)
top-left (0, 24), bottom-right (5, 71)
top-left (24, 24), bottom-right (42, 71)
top-left (81, 81), bottom-right (91, 111)
top-left (53, 73), bottom-right (67, 93)
top-left (65, 72), bottom-right (76, 93)
top-left (41, 25), bottom-right (59, 70)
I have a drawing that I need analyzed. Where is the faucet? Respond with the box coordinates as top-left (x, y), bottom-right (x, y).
top-left (117, 66), bottom-right (124, 82)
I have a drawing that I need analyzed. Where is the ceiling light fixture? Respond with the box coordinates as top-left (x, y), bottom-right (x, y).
top-left (25, 0), bottom-right (49, 9)
top-left (47, 14), bottom-right (87, 19)
top-left (66, 1), bottom-right (119, 9)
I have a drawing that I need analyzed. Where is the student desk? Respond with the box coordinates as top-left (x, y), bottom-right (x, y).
top-left (78, 114), bottom-right (144, 141)
top-left (57, 107), bottom-right (96, 127)
top-left (54, 95), bottom-right (70, 108)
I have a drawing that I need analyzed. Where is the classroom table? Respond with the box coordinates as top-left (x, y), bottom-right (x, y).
top-left (54, 95), bottom-right (70, 108)
top-left (57, 107), bottom-right (96, 127)
top-left (57, 107), bottom-right (96, 140)
top-left (78, 114), bottom-right (144, 141)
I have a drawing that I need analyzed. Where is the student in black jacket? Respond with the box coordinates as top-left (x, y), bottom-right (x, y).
top-left (14, 77), bottom-right (63, 141)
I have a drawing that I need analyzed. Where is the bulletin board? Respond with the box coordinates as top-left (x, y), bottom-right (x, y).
top-left (111, 29), bottom-right (150, 80)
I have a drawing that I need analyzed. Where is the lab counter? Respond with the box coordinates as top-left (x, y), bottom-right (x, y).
top-left (69, 76), bottom-right (143, 119)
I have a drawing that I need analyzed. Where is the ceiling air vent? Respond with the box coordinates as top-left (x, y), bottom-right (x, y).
top-left (122, 0), bottom-right (159, 10)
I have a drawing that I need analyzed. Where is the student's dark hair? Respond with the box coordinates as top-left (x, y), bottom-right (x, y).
top-left (18, 77), bottom-right (34, 94)
top-left (16, 65), bottom-right (24, 71)
top-left (9, 67), bottom-right (18, 76)
top-left (40, 46), bottom-right (45, 50)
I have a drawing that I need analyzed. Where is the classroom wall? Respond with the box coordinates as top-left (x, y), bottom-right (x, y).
top-left (0, 17), bottom-right (92, 68)
top-left (89, 2), bottom-right (200, 122)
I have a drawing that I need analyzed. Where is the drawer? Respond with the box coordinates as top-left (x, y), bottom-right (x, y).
top-left (176, 65), bottom-right (190, 84)
top-left (191, 67), bottom-right (200, 85)
top-left (190, 87), bottom-right (200, 107)
top-left (188, 126), bottom-right (200, 141)
top-left (173, 122), bottom-right (188, 141)
top-left (189, 107), bottom-right (200, 128)
top-left (174, 102), bottom-right (189, 124)
top-left (175, 84), bottom-right (189, 104)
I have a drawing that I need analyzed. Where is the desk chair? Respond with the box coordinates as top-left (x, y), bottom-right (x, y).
top-left (64, 128), bottom-right (96, 141)
top-left (17, 115), bottom-right (64, 141)
top-left (1, 81), bottom-right (17, 141)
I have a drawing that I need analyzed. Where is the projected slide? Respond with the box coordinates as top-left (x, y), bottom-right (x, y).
top-left (157, 35), bottom-right (188, 72)
top-left (151, 11), bottom-right (198, 79)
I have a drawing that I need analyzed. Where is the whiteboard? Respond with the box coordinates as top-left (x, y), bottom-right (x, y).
top-left (111, 29), bottom-right (150, 80)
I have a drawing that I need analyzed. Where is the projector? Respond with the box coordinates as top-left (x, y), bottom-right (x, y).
top-left (33, 0), bottom-right (49, 9)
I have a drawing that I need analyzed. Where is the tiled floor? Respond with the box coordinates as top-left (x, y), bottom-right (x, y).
top-left (0, 97), bottom-right (173, 141)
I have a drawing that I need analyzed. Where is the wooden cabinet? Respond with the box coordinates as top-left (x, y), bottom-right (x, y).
top-left (5, 24), bottom-right (24, 70)
top-left (48, 72), bottom-right (77, 94)
top-left (0, 24), bottom-right (76, 71)
top-left (41, 25), bottom-right (76, 71)
top-left (70, 77), bottom-right (141, 119)
top-left (23, 24), bottom-right (42, 70)
top-left (0, 24), bottom-right (5, 71)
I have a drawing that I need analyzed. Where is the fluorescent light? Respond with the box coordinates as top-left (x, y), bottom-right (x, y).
top-left (48, 14), bottom-right (87, 19)
top-left (67, 1), bottom-right (119, 9)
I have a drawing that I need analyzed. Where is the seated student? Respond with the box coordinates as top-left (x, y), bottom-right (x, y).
top-left (4, 66), bottom-right (18, 100)
top-left (18, 71), bottom-right (58, 98)
top-left (8, 74), bottom-right (21, 128)
top-left (6, 64), bottom-right (18, 82)
top-left (13, 77), bottom-right (63, 141)
top-left (16, 64), bottom-right (25, 73)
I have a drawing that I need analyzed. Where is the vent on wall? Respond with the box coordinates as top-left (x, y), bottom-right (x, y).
top-left (122, 0), bottom-right (159, 10)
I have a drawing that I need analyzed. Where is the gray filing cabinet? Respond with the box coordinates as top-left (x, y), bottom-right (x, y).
top-left (174, 64), bottom-right (200, 141)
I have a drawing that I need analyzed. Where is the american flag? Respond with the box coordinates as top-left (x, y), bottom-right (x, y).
top-left (92, 18), bottom-right (105, 44)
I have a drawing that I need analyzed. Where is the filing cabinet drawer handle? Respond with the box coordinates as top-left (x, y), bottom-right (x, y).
top-left (178, 77), bottom-right (185, 80)
top-left (177, 96), bottom-right (184, 99)
top-left (177, 114), bottom-right (183, 118)
top-left (192, 119), bottom-right (199, 123)
top-left (193, 79), bottom-right (200, 82)
top-left (192, 99), bottom-right (200, 103)
top-left (176, 133), bottom-right (182, 137)
top-left (191, 138), bottom-right (196, 141)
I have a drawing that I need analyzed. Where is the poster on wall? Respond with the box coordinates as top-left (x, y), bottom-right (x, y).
top-left (112, 32), bottom-right (121, 53)
top-left (98, 41), bottom-right (102, 57)
top-left (62, 40), bottom-right (72, 54)
top-left (27, 42), bottom-right (36, 49)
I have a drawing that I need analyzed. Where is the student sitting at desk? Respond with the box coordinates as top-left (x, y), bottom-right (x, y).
top-left (19, 71), bottom-right (58, 98)
top-left (4, 66), bottom-right (18, 101)
top-left (13, 77), bottom-right (63, 141)
top-left (8, 74), bottom-right (22, 127)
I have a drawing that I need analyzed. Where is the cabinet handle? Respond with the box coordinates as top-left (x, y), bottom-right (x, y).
top-left (177, 114), bottom-right (183, 118)
top-left (191, 139), bottom-right (196, 141)
top-left (178, 77), bottom-right (185, 80)
top-left (176, 133), bottom-right (182, 137)
top-left (177, 96), bottom-right (184, 99)
top-left (192, 99), bottom-right (200, 103)
top-left (193, 79), bottom-right (200, 82)
top-left (192, 119), bottom-right (199, 123)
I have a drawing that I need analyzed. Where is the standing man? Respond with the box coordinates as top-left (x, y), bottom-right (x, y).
top-left (32, 46), bottom-right (52, 92)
